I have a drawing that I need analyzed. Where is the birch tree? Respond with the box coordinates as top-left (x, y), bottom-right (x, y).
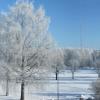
top-left (0, 1), bottom-right (55, 100)
top-left (64, 49), bottom-right (80, 79)
top-left (49, 48), bottom-right (64, 80)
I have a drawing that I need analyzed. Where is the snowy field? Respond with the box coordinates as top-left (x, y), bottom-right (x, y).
top-left (0, 69), bottom-right (97, 100)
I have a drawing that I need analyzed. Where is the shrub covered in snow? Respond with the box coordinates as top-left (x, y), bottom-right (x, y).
top-left (92, 78), bottom-right (100, 100)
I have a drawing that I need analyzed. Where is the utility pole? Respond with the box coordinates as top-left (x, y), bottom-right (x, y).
top-left (56, 67), bottom-right (59, 100)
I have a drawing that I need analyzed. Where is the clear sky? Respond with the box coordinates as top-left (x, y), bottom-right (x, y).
top-left (0, 0), bottom-right (100, 49)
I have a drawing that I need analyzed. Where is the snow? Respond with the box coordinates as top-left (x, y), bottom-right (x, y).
top-left (80, 94), bottom-right (94, 99)
top-left (33, 69), bottom-right (96, 100)
top-left (0, 96), bottom-right (19, 100)
top-left (0, 69), bottom-right (97, 100)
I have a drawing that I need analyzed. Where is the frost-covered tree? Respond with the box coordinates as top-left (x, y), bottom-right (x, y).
top-left (0, 58), bottom-right (10, 96)
top-left (64, 48), bottom-right (93, 79)
top-left (49, 48), bottom-right (64, 80)
top-left (0, 1), bottom-right (55, 100)
top-left (79, 49), bottom-right (93, 68)
top-left (92, 50), bottom-right (100, 78)
top-left (64, 49), bottom-right (80, 79)
top-left (0, 26), bottom-right (15, 96)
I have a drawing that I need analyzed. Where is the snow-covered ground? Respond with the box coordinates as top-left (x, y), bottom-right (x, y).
top-left (0, 96), bottom-right (19, 100)
top-left (34, 69), bottom-right (97, 100)
top-left (0, 69), bottom-right (97, 100)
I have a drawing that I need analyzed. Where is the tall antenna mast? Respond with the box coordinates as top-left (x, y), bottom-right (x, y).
top-left (79, 0), bottom-right (83, 50)
top-left (80, 23), bottom-right (83, 49)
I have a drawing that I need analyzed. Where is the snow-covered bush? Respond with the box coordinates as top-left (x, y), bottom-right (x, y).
top-left (92, 78), bottom-right (100, 100)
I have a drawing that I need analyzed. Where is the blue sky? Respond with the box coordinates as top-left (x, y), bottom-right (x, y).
top-left (0, 0), bottom-right (100, 49)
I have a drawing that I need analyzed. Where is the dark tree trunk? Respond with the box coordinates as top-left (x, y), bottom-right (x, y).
top-left (71, 66), bottom-right (75, 80)
top-left (72, 70), bottom-right (75, 80)
top-left (20, 55), bottom-right (25, 100)
top-left (6, 71), bottom-right (9, 96)
top-left (6, 78), bottom-right (9, 96)
top-left (56, 67), bottom-right (59, 80)
top-left (98, 73), bottom-right (100, 78)
top-left (56, 72), bottom-right (58, 80)
top-left (20, 81), bottom-right (25, 100)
